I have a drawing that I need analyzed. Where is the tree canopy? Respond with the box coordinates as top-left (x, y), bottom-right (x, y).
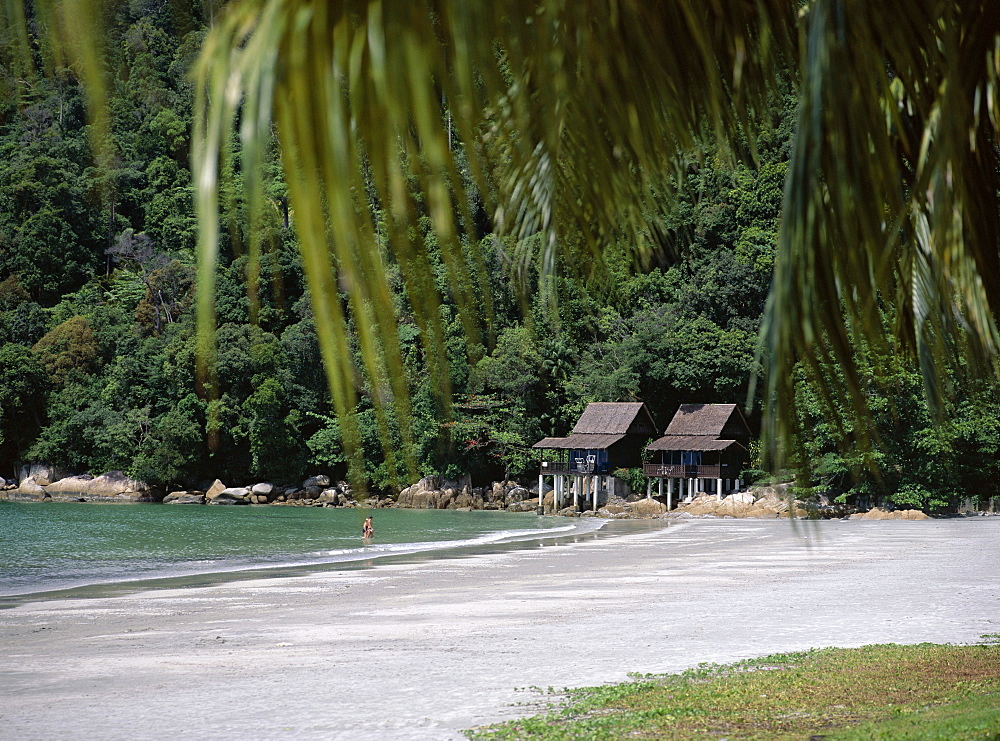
top-left (2, 1), bottom-right (1000, 511)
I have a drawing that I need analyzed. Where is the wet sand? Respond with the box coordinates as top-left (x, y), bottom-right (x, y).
top-left (2, 518), bottom-right (998, 739)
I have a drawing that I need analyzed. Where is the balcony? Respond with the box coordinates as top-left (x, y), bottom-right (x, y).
top-left (540, 460), bottom-right (611, 476)
top-left (643, 463), bottom-right (724, 479)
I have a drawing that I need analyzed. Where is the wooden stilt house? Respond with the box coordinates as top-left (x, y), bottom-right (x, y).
top-left (644, 403), bottom-right (751, 507)
top-left (532, 402), bottom-right (657, 511)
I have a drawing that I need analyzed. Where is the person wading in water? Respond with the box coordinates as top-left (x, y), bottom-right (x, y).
top-left (362, 516), bottom-right (374, 540)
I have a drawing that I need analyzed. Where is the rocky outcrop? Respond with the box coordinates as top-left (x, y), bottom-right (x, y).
top-left (208, 487), bottom-right (250, 505)
top-left (626, 498), bottom-right (669, 517)
top-left (205, 479), bottom-right (226, 499)
top-left (661, 485), bottom-right (933, 521)
top-left (42, 474), bottom-right (94, 498)
top-left (13, 476), bottom-right (48, 499)
top-left (849, 507), bottom-right (930, 520)
top-left (164, 491), bottom-right (206, 505)
top-left (665, 486), bottom-right (811, 519)
top-left (17, 463), bottom-right (70, 487)
top-left (395, 478), bottom-right (534, 510)
top-left (44, 471), bottom-right (160, 502)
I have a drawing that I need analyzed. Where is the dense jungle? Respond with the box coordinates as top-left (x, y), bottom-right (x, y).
top-left (2, 1), bottom-right (999, 511)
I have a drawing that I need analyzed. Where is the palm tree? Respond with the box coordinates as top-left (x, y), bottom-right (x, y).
top-left (9, 0), bottom-right (1000, 476)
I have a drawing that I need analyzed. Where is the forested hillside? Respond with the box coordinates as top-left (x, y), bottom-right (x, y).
top-left (1, 2), bottom-right (997, 510)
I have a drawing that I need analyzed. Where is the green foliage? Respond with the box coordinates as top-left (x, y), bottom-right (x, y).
top-left (31, 315), bottom-right (99, 386)
top-left (0, 343), bottom-right (48, 457)
top-left (4, 5), bottom-right (1000, 512)
top-left (612, 468), bottom-right (647, 497)
top-left (467, 644), bottom-right (1000, 740)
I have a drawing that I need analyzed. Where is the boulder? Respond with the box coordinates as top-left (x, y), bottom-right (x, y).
top-left (406, 489), bottom-right (442, 509)
top-left (628, 499), bottom-right (667, 517)
top-left (729, 490), bottom-right (756, 505)
top-left (15, 476), bottom-right (47, 499)
top-left (164, 491), bottom-right (206, 505)
top-left (302, 475), bottom-right (330, 488)
top-left (42, 475), bottom-right (94, 497)
top-left (87, 471), bottom-right (157, 501)
top-left (316, 489), bottom-right (339, 504)
top-left (46, 471), bottom-right (157, 502)
top-left (205, 479), bottom-right (226, 499)
top-left (505, 500), bottom-right (535, 512)
top-left (850, 507), bottom-right (930, 520)
top-left (505, 486), bottom-right (530, 504)
top-left (453, 492), bottom-right (481, 509)
top-left (18, 463), bottom-right (69, 487)
top-left (251, 482), bottom-right (274, 496)
top-left (208, 487), bottom-right (250, 504)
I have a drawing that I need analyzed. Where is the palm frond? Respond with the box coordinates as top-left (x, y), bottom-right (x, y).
top-left (762, 0), bottom-right (1000, 466)
top-left (14, 1), bottom-right (1000, 483)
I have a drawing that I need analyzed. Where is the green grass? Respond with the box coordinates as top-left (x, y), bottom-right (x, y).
top-left (465, 643), bottom-right (1000, 740)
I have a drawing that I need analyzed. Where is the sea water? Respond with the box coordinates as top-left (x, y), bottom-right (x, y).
top-left (0, 501), bottom-right (601, 598)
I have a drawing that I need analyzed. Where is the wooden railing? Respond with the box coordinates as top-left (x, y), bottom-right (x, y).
top-left (643, 463), bottom-right (723, 478)
top-left (540, 461), bottom-right (610, 476)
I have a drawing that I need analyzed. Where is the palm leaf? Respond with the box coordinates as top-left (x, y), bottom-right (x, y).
top-left (13, 0), bottom-right (1000, 483)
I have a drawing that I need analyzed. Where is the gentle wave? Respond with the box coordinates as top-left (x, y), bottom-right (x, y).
top-left (320, 521), bottom-right (596, 559)
top-left (0, 517), bottom-right (605, 599)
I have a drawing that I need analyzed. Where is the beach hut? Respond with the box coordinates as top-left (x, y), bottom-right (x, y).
top-left (532, 402), bottom-right (657, 511)
top-left (644, 403), bottom-right (750, 508)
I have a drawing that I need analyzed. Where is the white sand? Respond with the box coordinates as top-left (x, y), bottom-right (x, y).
top-left (2, 518), bottom-right (999, 740)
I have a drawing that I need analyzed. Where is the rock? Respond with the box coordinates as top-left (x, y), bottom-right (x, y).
top-left (208, 487), bottom-right (250, 504)
top-left (316, 489), bottom-right (339, 504)
top-left (41, 475), bottom-right (94, 497)
top-left (15, 476), bottom-right (47, 499)
top-left (453, 492), bottom-right (481, 509)
top-left (164, 491), bottom-right (206, 505)
top-left (505, 486), bottom-right (530, 504)
top-left (45, 471), bottom-right (157, 502)
top-left (302, 475), bottom-right (330, 488)
top-left (18, 463), bottom-right (69, 487)
top-left (628, 499), bottom-right (667, 517)
top-left (729, 490), bottom-right (756, 505)
top-left (505, 500), bottom-right (536, 512)
top-left (205, 479), bottom-right (226, 499)
top-left (251, 482), bottom-right (274, 496)
top-left (89, 471), bottom-right (157, 501)
top-left (850, 507), bottom-right (930, 520)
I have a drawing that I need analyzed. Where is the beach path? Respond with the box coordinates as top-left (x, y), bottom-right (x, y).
top-left (2, 518), bottom-right (998, 739)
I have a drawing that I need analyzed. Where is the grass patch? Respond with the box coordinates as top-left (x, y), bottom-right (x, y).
top-left (466, 643), bottom-right (1000, 740)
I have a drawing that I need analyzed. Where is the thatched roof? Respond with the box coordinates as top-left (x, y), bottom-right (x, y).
top-left (662, 404), bottom-right (748, 438)
top-left (571, 402), bottom-right (657, 435)
top-left (532, 433), bottom-right (626, 451)
top-left (646, 436), bottom-right (747, 453)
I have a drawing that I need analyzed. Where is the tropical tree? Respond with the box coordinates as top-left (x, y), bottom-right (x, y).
top-left (8, 1), bottom-right (1000, 483)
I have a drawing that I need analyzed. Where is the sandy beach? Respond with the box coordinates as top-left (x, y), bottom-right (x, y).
top-left (2, 517), bottom-right (999, 739)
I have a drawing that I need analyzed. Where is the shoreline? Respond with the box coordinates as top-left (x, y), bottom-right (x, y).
top-left (0, 514), bottom-right (639, 609)
top-left (2, 518), bottom-right (998, 740)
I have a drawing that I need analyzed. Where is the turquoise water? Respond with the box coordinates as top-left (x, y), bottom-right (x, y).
top-left (0, 501), bottom-right (600, 598)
